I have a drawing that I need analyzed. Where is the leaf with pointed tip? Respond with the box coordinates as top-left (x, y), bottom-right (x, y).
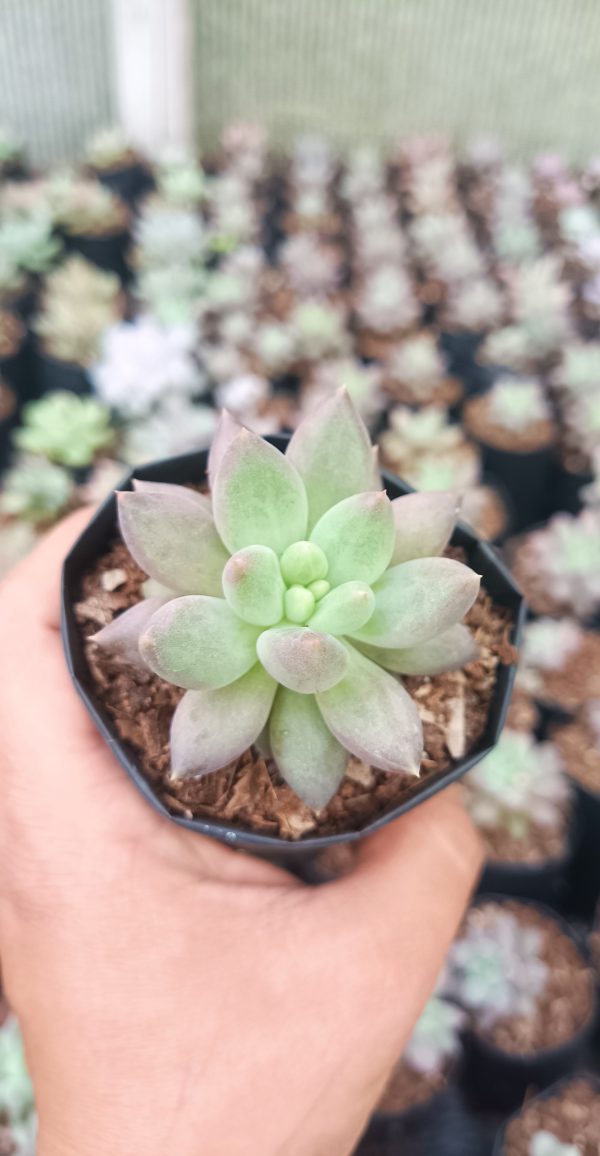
top-left (287, 388), bottom-right (375, 528)
top-left (118, 488), bottom-right (229, 595)
top-left (317, 644), bottom-right (423, 774)
top-left (310, 492), bottom-right (395, 587)
top-left (355, 623), bottom-right (479, 675)
top-left (133, 480), bottom-right (211, 511)
top-left (208, 409), bottom-right (244, 489)
top-left (391, 491), bottom-right (460, 564)
top-left (308, 581), bottom-right (375, 635)
top-left (257, 626), bottom-right (348, 693)
top-left (222, 545), bottom-right (286, 626)
top-left (91, 597), bottom-right (168, 668)
top-left (170, 665), bottom-right (277, 779)
top-left (351, 558), bottom-right (480, 649)
top-left (140, 595), bottom-right (260, 689)
top-left (212, 428), bottom-right (308, 554)
top-left (270, 688), bottom-right (348, 809)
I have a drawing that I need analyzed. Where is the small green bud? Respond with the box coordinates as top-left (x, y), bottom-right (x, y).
top-left (280, 541), bottom-right (328, 586)
top-left (284, 585), bottom-right (316, 624)
top-left (308, 579), bottom-right (330, 601)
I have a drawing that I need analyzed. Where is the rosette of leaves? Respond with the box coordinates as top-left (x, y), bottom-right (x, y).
top-left (136, 263), bottom-right (206, 327)
top-left (279, 234), bottom-right (341, 297)
top-left (523, 510), bottom-right (600, 619)
top-left (505, 256), bottom-right (573, 357)
top-left (386, 334), bottom-right (448, 398)
top-left (442, 277), bottom-right (504, 333)
top-left (552, 342), bottom-right (600, 396)
top-left (409, 213), bottom-right (484, 282)
top-left (34, 297), bottom-right (120, 367)
top-left (94, 390), bottom-right (481, 809)
top-left (85, 126), bottom-right (135, 170)
top-left (302, 358), bottom-right (384, 426)
top-left (47, 174), bottom-right (128, 236)
top-left (530, 1133), bottom-right (582, 1156)
top-left (403, 994), bottom-right (465, 1076)
top-left (379, 406), bottom-right (480, 489)
top-left (91, 317), bottom-right (206, 420)
top-left (463, 729), bottom-right (569, 840)
top-left (289, 300), bottom-right (350, 361)
top-left (355, 266), bottom-right (419, 334)
top-left (134, 204), bottom-right (206, 269)
top-left (156, 159), bottom-right (206, 208)
top-left (0, 456), bottom-right (74, 524)
top-left (517, 617), bottom-right (584, 695)
top-left (0, 211), bottom-right (62, 274)
top-left (485, 375), bottom-right (552, 433)
top-left (448, 908), bottom-right (548, 1028)
top-left (43, 254), bottom-right (121, 307)
top-left (250, 321), bottom-right (296, 376)
top-left (13, 392), bottom-right (114, 468)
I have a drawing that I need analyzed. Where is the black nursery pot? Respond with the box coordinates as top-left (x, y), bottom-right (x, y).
top-left (491, 1073), bottom-right (600, 1155)
top-left (438, 331), bottom-right (490, 395)
top-left (567, 783), bottom-right (600, 919)
top-left (95, 162), bottom-right (154, 206)
top-left (476, 832), bottom-right (576, 912)
top-left (33, 343), bottom-right (91, 398)
top-left (363, 1073), bottom-right (457, 1152)
top-left (61, 441), bottom-right (524, 862)
top-left (61, 229), bottom-right (131, 281)
top-left (550, 460), bottom-right (594, 517)
top-left (460, 900), bottom-right (597, 1114)
top-left (475, 440), bottom-right (557, 534)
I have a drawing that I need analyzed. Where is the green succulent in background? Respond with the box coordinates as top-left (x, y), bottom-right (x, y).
top-left (85, 125), bottom-right (134, 170)
top-left (34, 297), bottom-right (120, 366)
top-left (553, 342), bottom-right (600, 395)
top-left (136, 263), bottom-right (206, 327)
top-left (13, 392), bottom-right (114, 468)
top-left (46, 173), bottom-right (128, 236)
top-left (157, 159), bottom-right (207, 208)
top-left (43, 254), bottom-right (121, 307)
top-left (486, 375), bottom-right (552, 432)
top-left (0, 456), bottom-right (74, 524)
top-left (0, 211), bottom-right (62, 274)
top-left (530, 1133), bottom-right (582, 1156)
top-left (94, 390), bottom-right (481, 810)
top-left (448, 908), bottom-right (548, 1028)
top-left (463, 729), bottom-right (569, 839)
top-left (403, 994), bottom-right (465, 1076)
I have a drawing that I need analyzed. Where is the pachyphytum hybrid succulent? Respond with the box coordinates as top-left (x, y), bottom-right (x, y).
top-left (552, 342), bottom-right (600, 396)
top-left (386, 334), bottom-right (447, 394)
top-left (289, 301), bottom-right (350, 361)
top-left (403, 994), bottom-right (466, 1076)
top-left (13, 392), bottom-right (114, 468)
top-left (251, 321), bottom-right (296, 375)
top-left (0, 456), bottom-right (74, 523)
top-left (46, 173), bottom-right (128, 235)
top-left (530, 1133), bottom-right (582, 1156)
top-left (34, 258), bottom-right (122, 364)
top-left (0, 211), bottom-right (62, 274)
top-left (121, 398), bottom-right (218, 466)
top-left (484, 376), bottom-right (552, 433)
top-left (563, 392), bottom-right (600, 460)
top-left (86, 125), bottom-right (134, 169)
top-left (409, 214), bottom-right (483, 282)
top-left (214, 374), bottom-right (278, 434)
top-left (463, 729), bottom-right (568, 840)
top-left (91, 317), bottom-right (206, 419)
top-left (279, 234), bottom-right (341, 297)
top-left (442, 277), bottom-right (504, 332)
top-left (0, 1017), bottom-right (36, 1156)
top-left (43, 254), bottom-right (121, 307)
top-left (517, 618), bottom-right (583, 695)
top-left (93, 390), bottom-right (481, 810)
top-left (355, 266), bottom-right (419, 334)
top-left (480, 324), bottom-right (535, 372)
top-left (521, 510), bottom-right (600, 618)
top-left (136, 263), bottom-right (206, 328)
top-left (302, 358), bottom-right (384, 426)
top-left (380, 406), bottom-right (470, 463)
top-left (448, 908), bottom-right (548, 1028)
top-left (134, 204), bottom-right (206, 269)
top-left (156, 158), bottom-right (206, 208)
top-left (506, 256), bottom-right (572, 356)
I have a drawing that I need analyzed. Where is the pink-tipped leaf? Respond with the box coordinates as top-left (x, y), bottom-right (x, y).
top-left (91, 597), bottom-right (169, 668)
top-left (355, 623), bottom-right (479, 674)
top-left (351, 557), bottom-right (481, 649)
top-left (257, 626), bottom-right (348, 693)
top-left (310, 491), bottom-right (395, 587)
top-left (118, 487), bottom-right (229, 595)
top-left (212, 428), bottom-right (308, 555)
top-left (140, 595), bottom-right (261, 689)
top-left (391, 491), bottom-right (460, 564)
top-left (170, 665), bottom-right (277, 779)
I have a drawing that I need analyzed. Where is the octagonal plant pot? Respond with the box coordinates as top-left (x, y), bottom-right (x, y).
top-left (61, 438), bottom-right (525, 862)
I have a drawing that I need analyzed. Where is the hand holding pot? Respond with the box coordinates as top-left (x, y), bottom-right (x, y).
top-left (0, 510), bottom-right (482, 1156)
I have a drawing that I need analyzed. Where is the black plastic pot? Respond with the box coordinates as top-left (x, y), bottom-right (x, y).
top-left (476, 829), bottom-right (576, 911)
top-left (61, 229), bottom-right (131, 281)
top-left (362, 1074), bottom-right (457, 1152)
top-left (460, 899), bottom-right (597, 1113)
top-left (438, 331), bottom-right (489, 396)
top-left (0, 334), bottom-right (33, 403)
top-left (61, 441), bottom-right (525, 862)
top-left (551, 461), bottom-right (594, 516)
top-left (95, 162), bottom-right (154, 206)
top-left (567, 783), bottom-right (600, 920)
top-left (34, 344), bottom-right (91, 397)
top-left (474, 441), bottom-right (557, 534)
top-left (492, 1073), bottom-right (600, 1155)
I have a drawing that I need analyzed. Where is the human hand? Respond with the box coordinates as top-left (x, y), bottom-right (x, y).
top-left (0, 510), bottom-right (482, 1156)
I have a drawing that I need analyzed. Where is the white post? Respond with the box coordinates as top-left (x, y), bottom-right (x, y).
top-left (110, 0), bottom-right (194, 156)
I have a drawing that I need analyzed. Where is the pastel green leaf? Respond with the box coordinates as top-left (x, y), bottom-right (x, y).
top-left (310, 491), bottom-right (395, 587)
top-left (212, 428), bottom-right (308, 554)
top-left (222, 545), bottom-right (285, 626)
top-left (269, 688), bottom-right (348, 810)
top-left (170, 665), bottom-right (277, 779)
top-left (140, 595), bottom-right (260, 689)
top-left (284, 586), bottom-right (316, 625)
top-left (351, 558), bottom-right (481, 649)
top-left (207, 408), bottom-right (243, 489)
top-left (133, 479), bottom-right (211, 511)
top-left (287, 387), bottom-right (375, 528)
top-left (391, 491), bottom-right (460, 565)
top-left (280, 540), bottom-right (328, 585)
top-left (91, 597), bottom-right (169, 668)
top-left (257, 626), bottom-right (348, 693)
top-left (308, 581), bottom-right (375, 636)
top-left (118, 487), bottom-right (229, 596)
top-left (316, 644), bottom-right (423, 774)
top-left (355, 623), bottom-right (479, 675)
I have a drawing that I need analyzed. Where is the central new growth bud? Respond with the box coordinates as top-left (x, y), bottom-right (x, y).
top-left (280, 541), bottom-right (329, 586)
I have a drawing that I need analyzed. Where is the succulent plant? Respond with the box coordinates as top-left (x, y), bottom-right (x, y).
top-left (559, 204), bottom-right (600, 247)
top-left (279, 234), bottom-right (341, 297)
top-left (251, 321), bottom-right (296, 375)
top-left (386, 334), bottom-right (447, 395)
top-left (353, 223), bottom-right (408, 273)
top-left (91, 317), bottom-right (206, 419)
top-left (34, 295), bottom-right (120, 366)
top-left (13, 392), bottom-right (114, 468)
top-left (448, 907), bottom-right (548, 1027)
top-left (0, 456), bottom-right (74, 523)
top-left (479, 324), bottom-right (534, 371)
top-left (552, 342), bottom-right (600, 395)
top-left (43, 253), bottom-right (121, 306)
top-left (136, 263), bottom-right (206, 327)
top-left (120, 397), bottom-right (218, 466)
top-left (289, 300), bottom-right (350, 360)
top-left (157, 158), bottom-right (206, 208)
top-left (409, 213), bottom-right (484, 282)
top-left (522, 509), bottom-right (600, 618)
top-left (134, 204), bottom-right (206, 269)
top-left (86, 125), bottom-right (135, 169)
top-left (529, 1132), bottom-right (582, 1156)
top-left (484, 375), bottom-right (552, 433)
top-left (302, 358), bottom-right (384, 425)
top-left (380, 405), bottom-right (468, 460)
top-left (464, 729), bottom-right (568, 839)
top-left (0, 210), bottom-right (62, 274)
top-left (442, 277), bottom-right (504, 332)
top-left (520, 617), bottom-right (584, 674)
top-left (505, 257), bottom-right (572, 357)
top-left (47, 173), bottom-right (128, 235)
top-left (355, 266), bottom-right (419, 334)
top-left (94, 390), bottom-right (481, 810)
top-left (201, 343), bottom-right (249, 385)
top-left (403, 994), bottom-right (466, 1076)
top-left (340, 146), bottom-right (386, 204)
top-left (207, 174), bottom-right (258, 245)
top-left (0, 1017), bottom-right (36, 1156)
top-left (406, 155), bottom-right (456, 215)
top-left (563, 391), bottom-right (600, 458)
top-left (214, 374), bottom-right (277, 434)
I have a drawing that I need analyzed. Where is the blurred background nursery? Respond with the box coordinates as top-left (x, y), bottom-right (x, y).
top-left (2, 2), bottom-right (600, 1154)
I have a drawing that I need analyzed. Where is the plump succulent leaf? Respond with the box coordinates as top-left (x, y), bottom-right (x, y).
top-left (140, 596), bottom-right (260, 689)
top-left (212, 427), bottom-right (308, 554)
top-left (118, 486), bottom-right (229, 596)
top-left (391, 491), bottom-right (459, 565)
top-left (92, 597), bottom-right (169, 668)
top-left (356, 623), bottom-right (479, 675)
top-left (256, 626), bottom-right (348, 693)
top-left (222, 545), bottom-right (286, 626)
top-left (207, 409), bottom-right (243, 489)
top-left (287, 388), bottom-right (375, 528)
top-left (269, 688), bottom-right (348, 809)
top-left (317, 645), bottom-right (423, 774)
top-left (310, 491), bottom-right (395, 587)
top-left (132, 479), bottom-right (211, 508)
top-left (308, 581), bottom-right (375, 635)
top-left (170, 665), bottom-right (277, 779)
top-left (352, 557), bottom-right (480, 649)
